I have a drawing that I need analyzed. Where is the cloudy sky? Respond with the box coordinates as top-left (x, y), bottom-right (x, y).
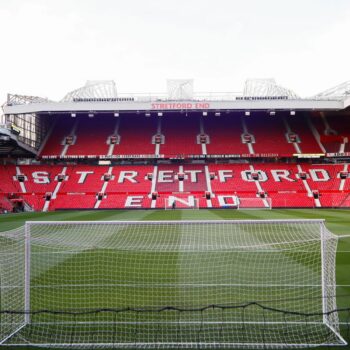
top-left (0, 0), bottom-right (349, 102)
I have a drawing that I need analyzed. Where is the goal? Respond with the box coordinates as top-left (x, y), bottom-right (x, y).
top-left (164, 195), bottom-right (199, 209)
top-left (0, 220), bottom-right (346, 348)
top-left (238, 197), bottom-right (272, 209)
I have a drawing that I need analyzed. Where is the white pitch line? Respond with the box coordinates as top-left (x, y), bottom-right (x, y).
top-left (2, 283), bottom-right (350, 288)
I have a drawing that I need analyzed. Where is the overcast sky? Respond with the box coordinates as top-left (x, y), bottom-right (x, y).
top-left (0, 0), bottom-right (349, 102)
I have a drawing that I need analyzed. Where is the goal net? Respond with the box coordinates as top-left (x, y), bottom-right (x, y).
top-left (0, 220), bottom-right (346, 348)
top-left (164, 195), bottom-right (199, 209)
top-left (238, 197), bottom-right (272, 209)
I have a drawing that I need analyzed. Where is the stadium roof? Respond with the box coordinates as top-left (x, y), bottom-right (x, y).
top-left (3, 79), bottom-right (350, 115)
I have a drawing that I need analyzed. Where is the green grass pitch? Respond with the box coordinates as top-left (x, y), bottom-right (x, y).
top-left (0, 208), bottom-right (350, 349)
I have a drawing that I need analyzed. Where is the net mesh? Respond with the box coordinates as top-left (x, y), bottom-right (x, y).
top-left (0, 220), bottom-right (345, 348)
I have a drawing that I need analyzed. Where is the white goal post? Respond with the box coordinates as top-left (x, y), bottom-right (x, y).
top-left (0, 219), bottom-right (346, 348)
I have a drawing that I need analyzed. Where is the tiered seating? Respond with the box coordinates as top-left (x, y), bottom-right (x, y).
top-left (18, 165), bottom-right (64, 194)
top-left (0, 163), bottom-right (349, 210)
top-left (299, 164), bottom-right (343, 192)
top-left (254, 164), bottom-right (305, 192)
top-left (310, 115), bottom-right (340, 153)
top-left (155, 165), bottom-right (207, 193)
top-left (155, 165), bottom-right (180, 193)
top-left (66, 116), bottom-right (115, 156)
top-left (0, 196), bottom-right (13, 212)
top-left (245, 114), bottom-right (295, 155)
top-left (209, 164), bottom-right (258, 193)
top-left (287, 115), bottom-right (322, 153)
top-left (40, 117), bottom-right (76, 157)
top-left (106, 166), bottom-right (153, 194)
top-left (114, 115), bottom-right (157, 155)
top-left (268, 192), bottom-right (315, 208)
top-left (98, 194), bottom-right (128, 209)
top-left (182, 165), bottom-right (207, 192)
top-left (210, 194), bottom-right (238, 208)
top-left (209, 163), bottom-right (316, 208)
top-left (99, 194), bottom-right (153, 209)
top-left (0, 165), bottom-right (21, 193)
top-left (204, 115), bottom-right (248, 155)
top-left (160, 115), bottom-right (202, 156)
top-left (237, 195), bottom-right (266, 208)
top-left (338, 193), bottom-right (350, 207)
top-left (35, 113), bottom-right (350, 159)
top-left (61, 166), bottom-right (108, 193)
top-left (50, 194), bottom-right (97, 210)
top-left (326, 114), bottom-right (350, 152)
top-left (155, 193), bottom-right (206, 209)
top-left (21, 194), bottom-right (46, 211)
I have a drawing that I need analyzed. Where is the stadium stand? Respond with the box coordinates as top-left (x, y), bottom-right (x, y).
top-left (204, 115), bottom-right (249, 155)
top-left (50, 194), bottom-right (97, 210)
top-left (208, 164), bottom-right (258, 193)
top-left (310, 113), bottom-right (342, 153)
top-left (155, 165), bottom-right (181, 193)
top-left (113, 115), bottom-right (157, 156)
top-left (40, 117), bottom-right (76, 157)
top-left (0, 161), bottom-right (349, 210)
top-left (0, 165), bottom-right (22, 193)
top-left (2, 79), bottom-right (350, 211)
top-left (65, 116), bottom-right (114, 156)
top-left (0, 195), bottom-right (13, 212)
top-left (244, 114), bottom-right (295, 155)
top-left (325, 113), bottom-right (350, 152)
top-left (159, 115), bottom-right (202, 156)
top-left (106, 165), bottom-right (153, 194)
top-left (60, 165), bottom-right (109, 193)
top-left (287, 114), bottom-right (323, 153)
top-left (17, 165), bottom-right (64, 193)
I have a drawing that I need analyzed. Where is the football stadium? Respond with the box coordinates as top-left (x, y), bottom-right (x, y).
top-left (1, 79), bottom-right (350, 349)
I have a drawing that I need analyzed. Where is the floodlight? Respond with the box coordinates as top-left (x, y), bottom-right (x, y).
top-left (215, 112), bottom-right (221, 117)
top-left (202, 111), bottom-right (208, 116)
top-left (157, 112), bottom-right (163, 117)
top-left (114, 112), bottom-right (119, 117)
top-left (245, 111), bottom-right (250, 116)
top-left (269, 110), bottom-right (276, 116)
top-left (290, 110), bottom-right (296, 116)
top-left (71, 113), bottom-right (76, 118)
